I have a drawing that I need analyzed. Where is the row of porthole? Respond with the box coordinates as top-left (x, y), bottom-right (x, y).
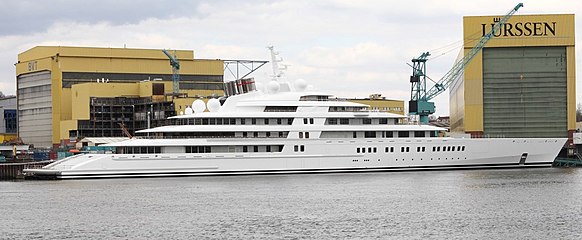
top-left (351, 157), bottom-right (469, 163)
top-left (395, 157), bottom-right (468, 161)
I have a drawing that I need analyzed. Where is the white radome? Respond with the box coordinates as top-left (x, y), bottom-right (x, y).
top-left (184, 106), bottom-right (193, 115)
top-left (294, 79), bottom-right (308, 91)
top-left (267, 80), bottom-right (280, 94)
top-left (192, 99), bottom-right (206, 113)
top-left (207, 99), bottom-right (221, 112)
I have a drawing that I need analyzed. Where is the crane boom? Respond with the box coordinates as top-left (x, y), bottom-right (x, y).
top-left (162, 49), bottom-right (181, 95)
top-left (409, 3), bottom-right (523, 124)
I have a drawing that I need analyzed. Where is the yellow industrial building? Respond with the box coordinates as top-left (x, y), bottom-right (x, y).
top-left (450, 14), bottom-right (576, 140)
top-left (16, 46), bottom-right (224, 147)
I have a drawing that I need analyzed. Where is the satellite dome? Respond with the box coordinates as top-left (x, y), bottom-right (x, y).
top-left (267, 80), bottom-right (280, 94)
top-left (192, 99), bottom-right (206, 113)
top-left (294, 79), bottom-right (307, 92)
top-left (207, 98), bottom-right (221, 112)
top-left (184, 106), bottom-right (193, 115)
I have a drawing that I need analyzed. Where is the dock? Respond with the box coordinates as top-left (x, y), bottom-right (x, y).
top-left (0, 160), bottom-right (53, 180)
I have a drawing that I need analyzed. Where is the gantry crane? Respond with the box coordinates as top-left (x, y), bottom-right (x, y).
top-left (162, 49), bottom-right (180, 96)
top-left (409, 3), bottom-right (523, 124)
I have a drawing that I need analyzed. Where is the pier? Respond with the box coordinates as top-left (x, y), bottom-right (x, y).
top-left (0, 161), bottom-right (53, 180)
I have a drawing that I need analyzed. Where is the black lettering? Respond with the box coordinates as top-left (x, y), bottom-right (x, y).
top-left (514, 22), bottom-right (523, 36)
top-left (544, 22), bottom-right (556, 36)
top-left (491, 23), bottom-right (502, 37)
top-left (504, 23), bottom-right (514, 36)
top-left (524, 22), bottom-right (533, 36)
top-left (533, 22), bottom-right (542, 36)
top-left (481, 24), bottom-right (487, 37)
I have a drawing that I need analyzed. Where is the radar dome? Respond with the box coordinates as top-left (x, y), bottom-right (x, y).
top-left (267, 80), bottom-right (280, 94)
top-left (294, 79), bottom-right (307, 91)
top-left (179, 111), bottom-right (184, 115)
top-left (192, 99), bottom-right (206, 113)
top-left (207, 98), bottom-right (221, 112)
top-left (184, 106), bottom-right (193, 115)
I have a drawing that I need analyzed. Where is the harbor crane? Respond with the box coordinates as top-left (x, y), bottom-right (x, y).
top-left (409, 3), bottom-right (523, 124)
top-left (162, 49), bottom-right (180, 96)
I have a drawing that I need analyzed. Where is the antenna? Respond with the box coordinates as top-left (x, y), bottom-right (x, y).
top-left (267, 45), bottom-right (286, 81)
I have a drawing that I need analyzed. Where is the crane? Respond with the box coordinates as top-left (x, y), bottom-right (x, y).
top-left (409, 3), bottom-right (523, 124)
top-left (162, 49), bottom-right (180, 96)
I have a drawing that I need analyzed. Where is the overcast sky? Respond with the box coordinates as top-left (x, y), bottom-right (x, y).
top-left (0, 0), bottom-right (580, 116)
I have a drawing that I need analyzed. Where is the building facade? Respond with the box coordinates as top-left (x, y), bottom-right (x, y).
top-left (450, 14), bottom-right (576, 140)
top-left (16, 46), bottom-right (224, 147)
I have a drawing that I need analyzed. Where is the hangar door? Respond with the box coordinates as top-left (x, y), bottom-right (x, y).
top-left (482, 46), bottom-right (567, 138)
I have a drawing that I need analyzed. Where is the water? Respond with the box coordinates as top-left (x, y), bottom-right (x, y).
top-left (1, 168), bottom-right (582, 239)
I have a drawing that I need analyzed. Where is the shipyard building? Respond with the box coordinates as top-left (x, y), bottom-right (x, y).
top-left (450, 14), bottom-right (576, 142)
top-left (16, 46), bottom-right (224, 147)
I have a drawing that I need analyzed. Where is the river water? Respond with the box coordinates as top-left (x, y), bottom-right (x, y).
top-left (1, 168), bottom-right (582, 239)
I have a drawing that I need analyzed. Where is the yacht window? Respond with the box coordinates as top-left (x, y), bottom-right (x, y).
top-left (202, 119), bottom-right (208, 125)
top-left (309, 118), bottom-right (314, 124)
top-left (300, 145), bottom-right (305, 152)
top-left (430, 131), bottom-right (436, 137)
top-left (303, 118), bottom-right (308, 124)
top-left (328, 118), bottom-right (338, 125)
top-left (243, 132), bottom-right (248, 138)
top-left (266, 132), bottom-right (271, 137)
top-left (391, 147), bottom-right (394, 152)
top-left (279, 132), bottom-right (284, 138)
top-left (437, 146), bottom-right (441, 151)
top-left (195, 119), bottom-right (201, 125)
top-left (277, 118), bottom-right (282, 125)
top-left (401, 147), bottom-right (405, 152)
top-left (462, 146), bottom-right (465, 151)
top-left (385, 147), bottom-right (389, 152)
top-left (422, 147), bottom-right (426, 152)
top-left (340, 119), bottom-right (349, 125)
top-left (254, 146), bottom-right (258, 152)
top-left (299, 132), bottom-right (304, 138)
top-left (363, 119), bottom-right (372, 125)
top-left (241, 118), bottom-right (246, 125)
top-left (357, 148), bottom-right (361, 153)
top-left (385, 131), bottom-right (394, 138)
top-left (252, 118), bottom-right (257, 125)
top-left (417, 147), bottom-right (421, 152)
top-left (243, 146), bottom-right (248, 152)
top-left (364, 131), bottom-right (376, 138)
top-left (264, 118), bottom-right (269, 124)
top-left (379, 118), bottom-right (388, 124)
top-left (353, 132), bottom-right (357, 138)
top-left (217, 118), bottom-right (222, 125)
top-left (209, 118), bottom-right (216, 125)
top-left (362, 148), bottom-right (366, 153)
top-left (368, 147), bottom-right (372, 153)
top-left (432, 146), bottom-right (436, 152)
top-left (230, 119), bottom-right (236, 125)
top-left (253, 132), bottom-right (258, 138)
top-left (294, 145), bottom-right (299, 152)
top-left (266, 146), bottom-right (271, 152)
top-left (398, 131), bottom-right (409, 138)
top-left (457, 146), bottom-right (461, 151)
top-left (373, 147), bottom-right (377, 153)
top-left (406, 147), bottom-right (410, 152)
top-left (414, 131), bottom-right (425, 137)
top-left (305, 132), bottom-right (310, 138)
top-left (288, 119), bottom-right (293, 125)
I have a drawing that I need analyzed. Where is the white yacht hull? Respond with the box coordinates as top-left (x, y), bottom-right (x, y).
top-left (24, 138), bottom-right (565, 179)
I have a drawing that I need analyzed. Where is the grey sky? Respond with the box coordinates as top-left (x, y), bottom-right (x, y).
top-left (0, 0), bottom-right (580, 116)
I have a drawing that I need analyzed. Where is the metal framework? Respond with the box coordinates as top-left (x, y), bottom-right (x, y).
top-left (223, 60), bottom-right (268, 81)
